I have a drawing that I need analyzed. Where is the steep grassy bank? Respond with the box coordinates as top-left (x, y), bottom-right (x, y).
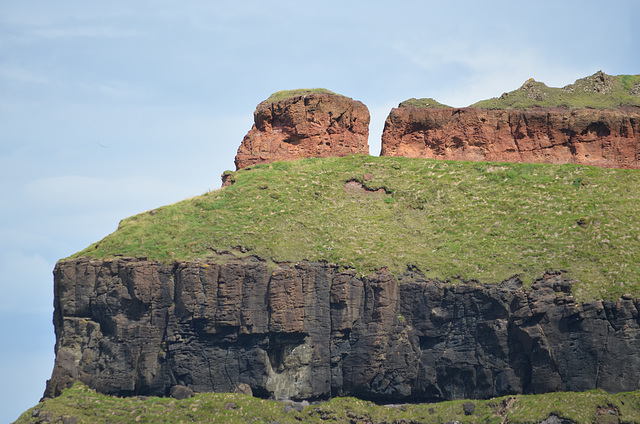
top-left (15, 382), bottom-right (640, 424)
top-left (72, 155), bottom-right (640, 301)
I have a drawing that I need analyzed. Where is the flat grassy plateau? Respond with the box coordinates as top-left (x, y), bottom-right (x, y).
top-left (15, 382), bottom-right (640, 424)
top-left (73, 155), bottom-right (640, 302)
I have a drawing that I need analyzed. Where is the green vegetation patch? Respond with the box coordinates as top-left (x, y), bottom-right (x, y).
top-left (72, 155), bottom-right (640, 301)
top-left (470, 72), bottom-right (640, 110)
top-left (399, 97), bottom-right (452, 108)
top-left (15, 382), bottom-right (640, 424)
top-left (264, 88), bottom-right (341, 104)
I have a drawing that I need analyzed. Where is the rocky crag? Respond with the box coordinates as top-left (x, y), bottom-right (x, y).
top-left (380, 106), bottom-right (640, 168)
top-left (46, 257), bottom-right (640, 403)
top-left (233, 89), bottom-right (370, 171)
top-left (381, 73), bottom-right (640, 168)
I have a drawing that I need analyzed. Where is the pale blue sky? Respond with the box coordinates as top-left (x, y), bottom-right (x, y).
top-left (1, 1), bottom-right (639, 421)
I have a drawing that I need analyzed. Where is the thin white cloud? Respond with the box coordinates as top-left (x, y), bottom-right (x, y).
top-left (0, 64), bottom-right (49, 84)
top-left (390, 40), bottom-right (594, 107)
top-left (25, 175), bottom-right (194, 211)
top-left (30, 25), bottom-right (143, 39)
top-left (0, 65), bottom-right (147, 100)
top-left (0, 228), bottom-right (56, 252)
top-left (77, 80), bottom-right (146, 100)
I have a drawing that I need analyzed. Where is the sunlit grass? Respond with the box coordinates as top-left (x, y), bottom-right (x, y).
top-left (15, 382), bottom-right (640, 424)
top-left (470, 72), bottom-right (640, 109)
top-left (72, 155), bottom-right (640, 301)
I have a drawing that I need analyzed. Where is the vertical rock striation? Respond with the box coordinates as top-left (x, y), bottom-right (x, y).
top-left (380, 106), bottom-right (640, 169)
top-left (234, 92), bottom-right (370, 170)
top-left (46, 257), bottom-right (640, 402)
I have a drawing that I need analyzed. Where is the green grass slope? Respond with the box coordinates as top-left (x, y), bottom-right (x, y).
top-left (400, 72), bottom-right (640, 110)
top-left (471, 72), bottom-right (640, 109)
top-left (15, 382), bottom-right (640, 424)
top-left (73, 155), bottom-right (640, 301)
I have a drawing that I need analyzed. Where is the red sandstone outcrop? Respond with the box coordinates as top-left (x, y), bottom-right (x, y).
top-left (234, 92), bottom-right (370, 170)
top-left (381, 106), bottom-right (640, 168)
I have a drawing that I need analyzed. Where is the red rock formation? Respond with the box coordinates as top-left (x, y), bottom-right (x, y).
top-left (234, 92), bottom-right (370, 170)
top-left (380, 106), bottom-right (640, 169)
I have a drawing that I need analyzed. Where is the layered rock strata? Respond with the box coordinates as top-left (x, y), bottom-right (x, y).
top-left (381, 106), bottom-right (640, 168)
top-left (46, 257), bottom-right (640, 402)
top-left (234, 92), bottom-right (370, 170)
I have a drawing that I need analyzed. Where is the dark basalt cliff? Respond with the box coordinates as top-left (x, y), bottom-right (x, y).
top-left (45, 257), bottom-right (640, 402)
top-left (380, 106), bottom-right (640, 168)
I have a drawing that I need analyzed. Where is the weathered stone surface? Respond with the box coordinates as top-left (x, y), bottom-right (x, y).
top-left (45, 258), bottom-right (640, 402)
top-left (380, 106), bottom-right (640, 169)
top-left (234, 93), bottom-right (370, 170)
top-left (170, 385), bottom-right (194, 400)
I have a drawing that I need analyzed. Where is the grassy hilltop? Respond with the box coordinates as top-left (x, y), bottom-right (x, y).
top-left (263, 88), bottom-right (341, 103)
top-left (401, 72), bottom-right (640, 110)
top-left (73, 155), bottom-right (640, 302)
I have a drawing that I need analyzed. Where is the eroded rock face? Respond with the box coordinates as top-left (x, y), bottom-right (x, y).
top-left (46, 257), bottom-right (640, 402)
top-left (380, 106), bottom-right (640, 168)
top-left (234, 93), bottom-right (370, 170)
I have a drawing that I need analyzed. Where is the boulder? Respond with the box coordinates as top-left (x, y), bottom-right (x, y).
top-left (170, 385), bottom-right (194, 400)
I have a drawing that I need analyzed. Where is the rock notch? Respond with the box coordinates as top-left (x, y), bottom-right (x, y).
top-left (234, 89), bottom-right (370, 170)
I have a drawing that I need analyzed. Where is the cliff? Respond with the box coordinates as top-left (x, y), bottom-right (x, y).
top-left (381, 72), bottom-right (640, 168)
top-left (44, 152), bottom-right (640, 406)
top-left (38, 75), bottom-right (640, 410)
top-left (233, 89), bottom-right (370, 171)
top-left (45, 257), bottom-right (640, 403)
top-left (380, 106), bottom-right (640, 168)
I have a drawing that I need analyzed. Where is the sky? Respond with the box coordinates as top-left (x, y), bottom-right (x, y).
top-left (1, 0), bottom-right (638, 421)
